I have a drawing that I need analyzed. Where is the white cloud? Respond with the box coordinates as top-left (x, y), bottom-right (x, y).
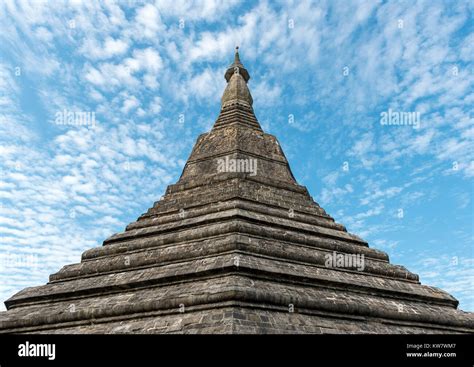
top-left (121, 95), bottom-right (140, 114)
top-left (81, 36), bottom-right (129, 60)
top-left (150, 96), bottom-right (162, 114)
top-left (134, 3), bottom-right (163, 38)
top-left (132, 48), bottom-right (163, 73)
top-left (320, 184), bottom-right (353, 205)
top-left (252, 80), bottom-right (282, 107)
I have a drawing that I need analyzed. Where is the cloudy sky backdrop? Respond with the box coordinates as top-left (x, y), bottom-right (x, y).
top-left (0, 0), bottom-right (473, 311)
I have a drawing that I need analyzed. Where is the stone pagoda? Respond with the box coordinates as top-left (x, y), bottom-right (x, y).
top-left (0, 49), bottom-right (472, 333)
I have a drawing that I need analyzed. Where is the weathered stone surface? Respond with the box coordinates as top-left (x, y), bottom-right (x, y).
top-left (0, 48), bottom-right (472, 334)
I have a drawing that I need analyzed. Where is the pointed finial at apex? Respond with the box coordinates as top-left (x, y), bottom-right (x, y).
top-left (234, 46), bottom-right (241, 63)
top-left (225, 46), bottom-right (250, 83)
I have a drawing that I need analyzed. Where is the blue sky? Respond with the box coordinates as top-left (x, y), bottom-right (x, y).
top-left (0, 0), bottom-right (472, 312)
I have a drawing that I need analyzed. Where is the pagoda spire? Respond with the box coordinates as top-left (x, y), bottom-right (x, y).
top-left (221, 46), bottom-right (253, 108)
top-left (224, 46), bottom-right (250, 82)
top-left (234, 46), bottom-right (241, 63)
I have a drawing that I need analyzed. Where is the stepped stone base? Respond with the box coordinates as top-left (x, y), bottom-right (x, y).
top-left (17, 306), bottom-right (470, 335)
